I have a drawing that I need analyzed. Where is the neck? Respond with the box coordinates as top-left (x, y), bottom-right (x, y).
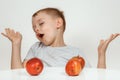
top-left (51, 32), bottom-right (66, 47)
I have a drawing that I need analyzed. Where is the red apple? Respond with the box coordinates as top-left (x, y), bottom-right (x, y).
top-left (26, 57), bottom-right (44, 76)
top-left (65, 56), bottom-right (85, 76)
top-left (77, 56), bottom-right (85, 69)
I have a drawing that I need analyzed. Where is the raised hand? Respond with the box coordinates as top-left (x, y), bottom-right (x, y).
top-left (1, 28), bottom-right (23, 69)
top-left (97, 33), bottom-right (120, 68)
top-left (98, 33), bottom-right (120, 56)
top-left (1, 28), bottom-right (22, 44)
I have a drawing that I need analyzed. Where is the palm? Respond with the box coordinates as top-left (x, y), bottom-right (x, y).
top-left (2, 28), bottom-right (22, 44)
top-left (98, 33), bottom-right (120, 55)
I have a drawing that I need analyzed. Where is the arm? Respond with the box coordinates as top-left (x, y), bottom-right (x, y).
top-left (1, 28), bottom-right (23, 69)
top-left (97, 33), bottom-right (120, 68)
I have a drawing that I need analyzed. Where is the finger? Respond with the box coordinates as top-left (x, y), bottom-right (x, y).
top-left (5, 28), bottom-right (10, 35)
top-left (16, 32), bottom-right (22, 37)
top-left (15, 31), bottom-right (19, 37)
top-left (106, 34), bottom-right (115, 43)
top-left (1, 33), bottom-right (8, 38)
top-left (10, 29), bottom-right (15, 36)
top-left (100, 35), bottom-right (112, 49)
top-left (8, 28), bottom-right (14, 35)
top-left (112, 33), bottom-right (120, 40)
top-left (106, 33), bottom-right (119, 44)
top-left (108, 33), bottom-right (119, 42)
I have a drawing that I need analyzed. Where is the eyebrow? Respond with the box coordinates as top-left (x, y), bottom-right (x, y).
top-left (32, 18), bottom-right (44, 27)
top-left (38, 18), bottom-right (44, 22)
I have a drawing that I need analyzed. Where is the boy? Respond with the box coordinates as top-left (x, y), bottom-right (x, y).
top-left (2, 7), bottom-right (118, 69)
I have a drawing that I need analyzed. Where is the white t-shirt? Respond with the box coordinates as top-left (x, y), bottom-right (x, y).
top-left (24, 42), bottom-right (91, 67)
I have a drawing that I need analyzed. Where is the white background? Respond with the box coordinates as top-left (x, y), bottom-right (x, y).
top-left (0, 0), bottom-right (120, 70)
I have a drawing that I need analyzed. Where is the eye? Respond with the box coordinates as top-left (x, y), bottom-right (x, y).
top-left (39, 22), bottom-right (44, 26)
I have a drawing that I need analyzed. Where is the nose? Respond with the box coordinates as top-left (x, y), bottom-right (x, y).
top-left (34, 26), bottom-right (40, 33)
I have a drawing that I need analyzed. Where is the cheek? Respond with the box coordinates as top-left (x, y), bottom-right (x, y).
top-left (48, 29), bottom-right (57, 36)
top-left (46, 31), bottom-right (54, 38)
top-left (45, 30), bottom-right (57, 42)
top-left (44, 26), bottom-right (57, 34)
top-left (43, 23), bottom-right (58, 37)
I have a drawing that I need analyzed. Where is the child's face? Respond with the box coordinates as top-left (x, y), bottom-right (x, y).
top-left (32, 12), bottom-right (60, 46)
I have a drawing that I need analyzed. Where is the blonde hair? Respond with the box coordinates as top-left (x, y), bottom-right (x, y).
top-left (32, 7), bottom-right (66, 32)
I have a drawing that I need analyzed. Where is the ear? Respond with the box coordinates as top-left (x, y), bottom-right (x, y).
top-left (56, 18), bottom-right (63, 29)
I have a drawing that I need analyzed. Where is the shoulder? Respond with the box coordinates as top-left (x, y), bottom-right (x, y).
top-left (30, 42), bottom-right (46, 49)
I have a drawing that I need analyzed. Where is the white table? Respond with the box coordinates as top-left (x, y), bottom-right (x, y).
top-left (0, 67), bottom-right (120, 80)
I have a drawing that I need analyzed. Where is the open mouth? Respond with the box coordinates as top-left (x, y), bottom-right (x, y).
top-left (38, 34), bottom-right (44, 38)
